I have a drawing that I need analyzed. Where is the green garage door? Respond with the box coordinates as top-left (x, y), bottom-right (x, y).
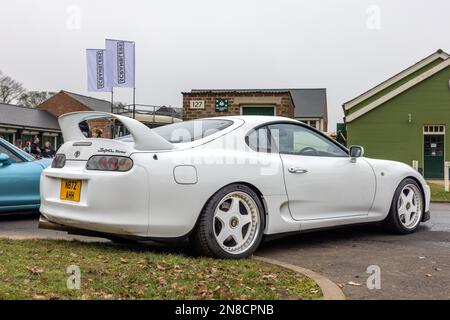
top-left (424, 134), bottom-right (444, 179)
top-left (242, 106), bottom-right (275, 116)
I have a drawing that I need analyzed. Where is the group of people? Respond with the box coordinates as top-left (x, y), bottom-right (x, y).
top-left (16, 137), bottom-right (56, 158)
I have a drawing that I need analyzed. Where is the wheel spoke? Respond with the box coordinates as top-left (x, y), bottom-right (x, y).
top-left (228, 198), bottom-right (240, 215)
top-left (400, 193), bottom-right (408, 206)
top-left (239, 213), bottom-right (252, 226)
top-left (403, 210), bottom-right (411, 224)
top-left (398, 202), bottom-right (408, 217)
top-left (215, 208), bottom-right (228, 224)
top-left (231, 229), bottom-right (243, 245)
top-left (405, 190), bottom-right (415, 203)
top-left (216, 225), bottom-right (232, 244)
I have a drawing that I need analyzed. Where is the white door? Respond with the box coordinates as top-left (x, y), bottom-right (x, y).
top-left (268, 123), bottom-right (376, 221)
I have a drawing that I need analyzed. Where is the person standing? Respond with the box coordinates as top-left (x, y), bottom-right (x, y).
top-left (42, 141), bottom-right (56, 158)
top-left (23, 140), bottom-right (31, 154)
top-left (95, 128), bottom-right (103, 138)
top-left (30, 137), bottom-right (42, 158)
top-left (15, 140), bottom-right (23, 149)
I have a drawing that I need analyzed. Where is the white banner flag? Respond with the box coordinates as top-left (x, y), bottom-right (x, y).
top-left (86, 49), bottom-right (111, 92)
top-left (105, 39), bottom-right (135, 88)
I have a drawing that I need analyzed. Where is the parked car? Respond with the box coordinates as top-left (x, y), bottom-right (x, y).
top-left (0, 138), bottom-right (52, 213)
top-left (39, 112), bottom-right (430, 259)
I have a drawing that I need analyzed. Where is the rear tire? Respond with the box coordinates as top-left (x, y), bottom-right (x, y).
top-left (383, 178), bottom-right (424, 234)
top-left (190, 184), bottom-right (265, 259)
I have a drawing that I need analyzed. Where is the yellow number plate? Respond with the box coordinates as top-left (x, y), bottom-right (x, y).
top-left (60, 179), bottom-right (81, 202)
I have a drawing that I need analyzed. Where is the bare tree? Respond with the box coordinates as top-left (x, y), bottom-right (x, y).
top-left (0, 70), bottom-right (26, 104)
top-left (18, 91), bottom-right (55, 107)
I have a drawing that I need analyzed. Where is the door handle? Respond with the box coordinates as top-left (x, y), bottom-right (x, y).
top-left (288, 167), bottom-right (308, 174)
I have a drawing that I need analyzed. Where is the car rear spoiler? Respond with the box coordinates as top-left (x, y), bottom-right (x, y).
top-left (58, 111), bottom-right (174, 151)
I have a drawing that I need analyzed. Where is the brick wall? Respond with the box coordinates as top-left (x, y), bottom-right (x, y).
top-left (36, 91), bottom-right (92, 117)
top-left (182, 92), bottom-right (295, 121)
top-left (36, 91), bottom-right (112, 138)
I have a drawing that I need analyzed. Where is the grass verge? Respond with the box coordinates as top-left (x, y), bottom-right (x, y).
top-left (429, 182), bottom-right (450, 202)
top-left (0, 239), bottom-right (322, 300)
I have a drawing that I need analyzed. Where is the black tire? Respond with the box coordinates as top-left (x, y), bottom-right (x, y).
top-left (190, 183), bottom-right (266, 259)
top-left (383, 178), bottom-right (424, 234)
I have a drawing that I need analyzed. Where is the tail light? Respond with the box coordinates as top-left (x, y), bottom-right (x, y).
top-left (86, 155), bottom-right (133, 172)
top-left (52, 154), bottom-right (66, 168)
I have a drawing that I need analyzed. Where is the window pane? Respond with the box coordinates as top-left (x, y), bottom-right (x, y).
top-left (269, 123), bottom-right (347, 157)
top-left (246, 127), bottom-right (270, 152)
top-left (0, 144), bottom-right (23, 163)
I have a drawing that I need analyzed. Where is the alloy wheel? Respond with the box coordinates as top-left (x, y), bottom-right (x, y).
top-left (213, 191), bottom-right (260, 255)
top-left (397, 183), bottom-right (422, 230)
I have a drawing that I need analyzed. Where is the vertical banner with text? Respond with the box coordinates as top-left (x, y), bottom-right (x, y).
top-left (105, 39), bottom-right (135, 88)
top-left (86, 49), bottom-right (111, 92)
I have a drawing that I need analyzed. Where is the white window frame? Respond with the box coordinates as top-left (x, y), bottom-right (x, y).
top-left (296, 118), bottom-right (323, 131)
top-left (423, 125), bottom-right (445, 135)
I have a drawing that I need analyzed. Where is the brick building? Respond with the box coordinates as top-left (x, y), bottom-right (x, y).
top-left (0, 103), bottom-right (61, 147)
top-left (182, 89), bottom-right (328, 131)
top-left (37, 90), bottom-right (113, 139)
top-left (0, 90), bottom-right (115, 148)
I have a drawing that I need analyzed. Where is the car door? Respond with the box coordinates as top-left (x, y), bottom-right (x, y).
top-left (0, 143), bottom-right (42, 209)
top-left (268, 123), bottom-right (376, 221)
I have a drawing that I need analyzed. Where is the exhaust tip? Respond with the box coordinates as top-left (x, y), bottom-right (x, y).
top-left (38, 215), bottom-right (68, 232)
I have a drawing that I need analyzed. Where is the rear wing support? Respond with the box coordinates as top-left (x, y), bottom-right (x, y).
top-left (58, 111), bottom-right (174, 151)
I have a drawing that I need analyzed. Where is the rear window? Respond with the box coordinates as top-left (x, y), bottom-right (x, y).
top-left (117, 119), bottom-right (233, 144)
top-left (153, 119), bottom-right (233, 143)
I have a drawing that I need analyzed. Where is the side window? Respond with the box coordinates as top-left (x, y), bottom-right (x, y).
top-left (245, 126), bottom-right (271, 153)
top-left (268, 123), bottom-right (348, 157)
top-left (0, 144), bottom-right (23, 163)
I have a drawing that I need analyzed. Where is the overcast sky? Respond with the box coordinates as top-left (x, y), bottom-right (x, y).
top-left (1, 0), bottom-right (450, 129)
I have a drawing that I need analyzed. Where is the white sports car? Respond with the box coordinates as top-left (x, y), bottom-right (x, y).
top-left (39, 112), bottom-right (430, 259)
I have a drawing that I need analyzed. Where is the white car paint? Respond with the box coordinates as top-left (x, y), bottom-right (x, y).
top-left (39, 112), bottom-right (431, 241)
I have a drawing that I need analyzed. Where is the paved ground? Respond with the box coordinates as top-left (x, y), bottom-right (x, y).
top-left (1, 204), bottom-right (449, 300)
top-left (258, 203), bottom-right (450, 300)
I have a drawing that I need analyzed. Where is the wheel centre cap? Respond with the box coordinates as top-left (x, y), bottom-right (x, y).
top-left (230, 217), bottom-right (239, 228)
top-left (406, 203), bottom-right (411, 210)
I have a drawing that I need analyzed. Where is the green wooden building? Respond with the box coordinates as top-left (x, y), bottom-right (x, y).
top-left (344, 50), bottom-right (450, 179)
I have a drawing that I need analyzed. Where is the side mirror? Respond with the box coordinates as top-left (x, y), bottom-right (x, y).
top-left (349, 146), bottom-right (364, 162)
top-left (0, 153), bottom-right (11, 166)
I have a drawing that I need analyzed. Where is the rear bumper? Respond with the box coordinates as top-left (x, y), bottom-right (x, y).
top-left (38, 214), bottom-right (192, 242)
top-left (38, 214), bottom-right (145, 240)
top-left (39, 161), bottom-right (150, 237)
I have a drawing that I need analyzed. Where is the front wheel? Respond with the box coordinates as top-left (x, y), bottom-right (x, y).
top-left (383, 178), bottom-right (424, 234)
top-left (191, 184), bottom-right (265, 259)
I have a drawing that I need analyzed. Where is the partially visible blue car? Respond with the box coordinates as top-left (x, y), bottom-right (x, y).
top-left (0, 138), bottom-right (52, 213)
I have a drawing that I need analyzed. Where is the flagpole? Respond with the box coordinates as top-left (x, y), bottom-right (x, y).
top-left (110, 87), bottom-right (114, 138)
top-left (110, 87), bottom-right (114, 113)
top-left (132, 41), bottom-right (136, 120)
top-left (133, 87), bottom-right (136, 119)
